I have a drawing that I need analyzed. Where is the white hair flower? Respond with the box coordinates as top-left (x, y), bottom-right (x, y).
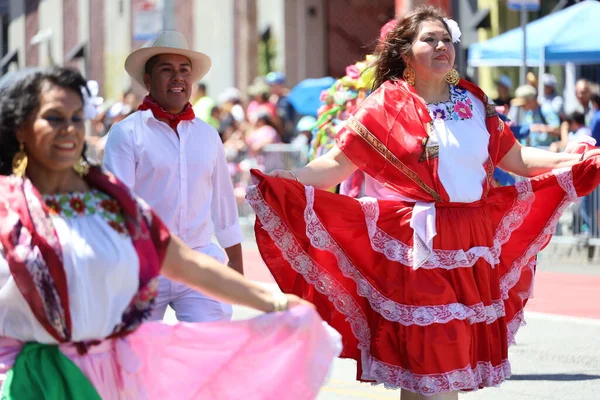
top-left (443, 18), bottom-right (461, 43)
top-left (82, 80), bottom-right (104, 120)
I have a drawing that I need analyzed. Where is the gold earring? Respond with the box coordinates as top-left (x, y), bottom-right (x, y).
top-left (402, 66), bottom-right (416, 86)
top-left (72, 157), bottom-right (90, 177)
top-left (445, 69), bottom-right (460, 86)
top-left (12, 143), bottom-right (28, 178)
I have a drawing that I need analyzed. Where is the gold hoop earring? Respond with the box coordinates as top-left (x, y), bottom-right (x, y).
top-left (12, 143), bottom-right (28, 178)
top-left (402, 66), bottom-right (416, 86)
top-left (445, 69), bottom-right (460, 86)
top-left (72, 158), bottom-right (90, 177)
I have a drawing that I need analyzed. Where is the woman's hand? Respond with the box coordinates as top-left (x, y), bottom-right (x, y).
top-left (265, 146), bottom-right (357, 189)
top-left (267, 169), bottom-right (298, 181)
top-left (583, 149), bottom-right (600, 161)
top-left (285, 294), bottom-right (315, 310)
top-left (162, 235), bottom-right (315, 313)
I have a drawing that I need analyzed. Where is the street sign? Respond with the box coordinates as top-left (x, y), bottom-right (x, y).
top-left (133, 0), bottom-right (163, 41)
top-left (507, 0), bottom-right (540, 12)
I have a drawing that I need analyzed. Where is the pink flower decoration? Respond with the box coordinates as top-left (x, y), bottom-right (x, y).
top-left (453, 101), bottom-right (473, 119)
top-left (379, 19), bottom-right (396, 41)
top-left (319, 90), bottom-right (329, 102)
top-left (345, 65), bottom-right (361, 80)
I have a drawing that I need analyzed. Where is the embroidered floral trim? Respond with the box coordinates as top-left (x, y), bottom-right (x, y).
top-left (248, 167), bottom-right (579, 394)
top-left (21, 178), bottom-right (69, 340)
top-left (303, 185), bottom-right (506, 326)
top-left (363, 357), bottom-right (511, 394)
top-left (499, 170), bottom-right (574, 300)
top-left (246, 184), bottom-right (372, 347)
top-left (111, 276), bottom-right (159, 335)
top-left (43, 190), bottom-right (128, 236)
top-left (428, 86), bottom-right (473, 121)
top-left (247, 184), bottom-right (514, 394)
top-left (506, 310), bottom-right (527, 347)
top-left (553, 167), bottom-right (578, 201)
top-left (360, 179), bottom-right (534, 270)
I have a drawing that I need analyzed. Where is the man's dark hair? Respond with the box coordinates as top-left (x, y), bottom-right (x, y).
top-left (566, 111), bottom-right (586, 126)
top-left (144, 55), bottom-right (161, 75)
top-left (197, 83), bottom-right (207, 93)
top-left (0, 67), bottom-right (89, 176)
top-left (591, 93), bottom-right (600, 108)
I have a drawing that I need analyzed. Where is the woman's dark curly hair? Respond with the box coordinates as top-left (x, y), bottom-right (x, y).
top-left (0, 67), bottom-right (89, 176)
top-left (372, 5), bottom-right (451, 90)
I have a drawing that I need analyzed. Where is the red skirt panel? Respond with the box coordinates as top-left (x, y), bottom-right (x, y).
top-left (247, 158), bottom-right (600, 396)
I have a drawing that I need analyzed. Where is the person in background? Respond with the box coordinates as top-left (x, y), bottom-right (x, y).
top-left (205, 104), bottom-right (221, 131)
top-left (104, 30), bottom-right (243, 324)
top-left (246, 110), bottom-right (281, 157)
top-left (493, 74), bottom-right (513, 107)
top-left (576, 79), bottom-right (594, 125)
top-left (566, 111), bottom-right (592, 141)
top-left (590, 93), bottom-right (600, 144)
top-left (246, 79), bottom-right (278, 125)
top-left (292, 115), bottom-right (316, 151)
top-left (541, 73), bottom-right (564, 117)
top-left (192, 82), bottom-right (216, 124)
top-left (550, 111), bottom-right (593, 153)
top-left (218, 87), bottom-right (245, 123)
top-left (266, 71), bottom-right (296, 143)
top-left (526, 71), bottom-right (537, 89)
top-left (509, 84), bottom-right (561, 148)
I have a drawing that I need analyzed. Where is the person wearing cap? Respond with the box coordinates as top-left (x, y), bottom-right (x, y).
top-left (508, 84), bottom-right (561, 148)
top-left (541, 73), bottom-right (564, 117)
top-left (561, 111), bottom-right (597, 237)
top-left (103, 31), bottom-right (244, 323)
top-left (493, 74), bottom-right (513, 107)
top-left (218, 87), bottom-right (245, 123)
top-left (292, 115), bottom-right (316, 150)
top-left (246, 78), bottom-right (278, 126)
top-left (266, 71), bottom-right (296, 142)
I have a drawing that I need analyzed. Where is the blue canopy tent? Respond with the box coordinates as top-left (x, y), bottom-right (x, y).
top-left (468, 0), bottom-right (600, 67)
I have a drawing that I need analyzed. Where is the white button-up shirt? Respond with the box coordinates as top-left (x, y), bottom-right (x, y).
top-left (103, 110), bottom-right (243, 260)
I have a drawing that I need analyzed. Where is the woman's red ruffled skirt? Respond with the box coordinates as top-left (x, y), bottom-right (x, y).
top-left (247, 158), bottom-right (600, 396)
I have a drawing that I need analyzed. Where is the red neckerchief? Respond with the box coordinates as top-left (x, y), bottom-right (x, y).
top-left (137, 95), bottom-right (195, 130)
top-left (0, 168), bottom-right (170, 342)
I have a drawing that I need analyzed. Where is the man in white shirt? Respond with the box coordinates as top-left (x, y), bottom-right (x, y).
top-left (103, 31), bottom-right (243, 322)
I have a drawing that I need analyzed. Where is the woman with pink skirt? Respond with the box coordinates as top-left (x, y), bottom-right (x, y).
top-left (0, 67), bottom-right (340, 399)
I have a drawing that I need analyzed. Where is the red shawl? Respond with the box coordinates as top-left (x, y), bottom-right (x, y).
top-left (335, 79), bottom-right (517, 202)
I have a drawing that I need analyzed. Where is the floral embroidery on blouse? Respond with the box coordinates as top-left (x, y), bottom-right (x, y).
top-left (428, 85), bottom-right (474, 121)
top-left (43, 190), bottom-right (128, 236)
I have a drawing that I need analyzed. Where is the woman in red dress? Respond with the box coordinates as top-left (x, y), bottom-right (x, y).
top-left (248, 5), bottom-right (600, 399)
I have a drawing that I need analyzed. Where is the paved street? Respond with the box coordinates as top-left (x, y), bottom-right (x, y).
top-left (166, 242), bottom-right (600, 399)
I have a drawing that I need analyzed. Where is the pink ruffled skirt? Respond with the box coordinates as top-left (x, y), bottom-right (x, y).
top-left (0, 306), bottom-right (341, 399)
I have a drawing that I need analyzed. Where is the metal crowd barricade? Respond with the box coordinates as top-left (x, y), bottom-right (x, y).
top-left (552, 187), bottom-right (600, 258)
top-left (232, 148), bottom-right (600, 261)
top-left (231, 144), bottom-right (309, 235)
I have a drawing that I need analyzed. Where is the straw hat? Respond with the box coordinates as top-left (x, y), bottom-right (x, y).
top-left (510, 85), bottom-right (537, 107)
top-left (125, 30), bottom-right (211, 87)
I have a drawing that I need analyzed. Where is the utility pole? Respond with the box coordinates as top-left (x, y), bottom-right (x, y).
top-left (234, 0), bottom-right (258, 94)
top-left (162, 0), bottom-right (175, 30)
